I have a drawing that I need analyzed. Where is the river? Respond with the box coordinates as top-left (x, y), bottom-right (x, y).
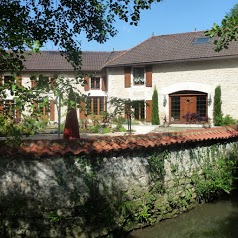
top-left (126, 191), bottom-right (238, 238)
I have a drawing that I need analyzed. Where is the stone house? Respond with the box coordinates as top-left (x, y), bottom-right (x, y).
top-left (1, 30), bottom-right (238, 125)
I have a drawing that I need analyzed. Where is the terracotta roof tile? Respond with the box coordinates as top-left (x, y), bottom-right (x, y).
top-left (1, 127), bottom-right (238, 158)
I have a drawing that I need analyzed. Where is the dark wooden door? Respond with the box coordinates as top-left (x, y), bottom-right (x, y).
top-left (180, 96), bottom-right (197, 123)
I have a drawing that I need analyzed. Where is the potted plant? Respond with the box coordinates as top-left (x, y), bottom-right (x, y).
top-left (203, 116), bottom-right (211, 128)
top-left (163, 115), bottom-right (169, 128)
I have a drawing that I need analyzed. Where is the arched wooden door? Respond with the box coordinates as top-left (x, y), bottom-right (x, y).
top-left (169, 91), bottom-right (207, 124)
top-left (180, 96), bottom-right (197, 122)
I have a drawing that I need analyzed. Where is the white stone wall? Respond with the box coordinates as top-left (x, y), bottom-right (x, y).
top-left (153, 59), bottom-right (238, 121)
top-left (107, 58), bottom-right (238, 122)
top-left (107, 67), bottom-right (153, 116)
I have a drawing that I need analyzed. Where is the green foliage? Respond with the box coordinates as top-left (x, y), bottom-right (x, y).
top-left (191, 145), bottom-right (238, 202)
top-left (148, 152), bottom-right (167, 193)
top-left (0, 114), bottom-right (48, 145)
top-left (205, 3), bottom-right (238, 51)
top-left (0, 74), bottom-right (84, 142)
top-left (0, 0), bottom-right (161, 141)
top-left (119, 193), bottom-right (156, 225)
top-left (220, 114), bottom-right (238, 126)
top-left (112, 115), bottom-right (126, 130)
top-left (48, 212), bottom-right (63, 223)
top-left (213, 86), bottom-right (222, 126)
top-left (108, 97), bottom-right (133, 117)
top-left (112, 116), bottom-right (126, 125)
top-left (227, 3), bottom-right (238, 18)
top-left (0, 0), bottom-right (161, 73)
top-left (152, 87), bottom-right (160, 125)
top-left (148, 152), bottom-right (166, 180)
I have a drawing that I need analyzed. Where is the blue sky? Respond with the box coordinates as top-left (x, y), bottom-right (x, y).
top-left (45, 0), bottom-right (238, 51)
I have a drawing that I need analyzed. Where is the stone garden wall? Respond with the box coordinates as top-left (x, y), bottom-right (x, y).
top-left (0, 130), bottom-right (238, 237)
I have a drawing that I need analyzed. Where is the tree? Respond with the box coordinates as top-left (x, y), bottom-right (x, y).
top-left (213, 86), bottom-right (222, 126)
top-left (0, 0), bottom-right (161, 141)
top-left (0, 0), bottom-right (161, 73)
top-left (152, 87), bottom-right (160, 125)
top-left (205, 3), bottom-right (238, 51)
top-left (0, 73), bottom-right (84, 143)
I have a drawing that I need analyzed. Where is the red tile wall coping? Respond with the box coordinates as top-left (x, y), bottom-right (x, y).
top-left (1, 127), bottom-right (238, 158)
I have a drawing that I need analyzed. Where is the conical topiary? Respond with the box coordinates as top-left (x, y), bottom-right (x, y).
top-left (152, 87), bottom-right (160, 125)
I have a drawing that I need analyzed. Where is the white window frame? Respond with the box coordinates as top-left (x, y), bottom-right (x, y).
top-left (133, 67), bottom-right (145, 86)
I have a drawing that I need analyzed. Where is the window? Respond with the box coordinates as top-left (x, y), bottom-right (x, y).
top-left (169, 91), bottom-right (207, 123)
top-left (194, 37), bottom-right (210, 44)
top-left (132, 100), bottom-right (145, 120)
top-left (38, 75), bottom-right (50, 89)
top-left (133, 67), bottom-right (145, 85)
top-left (89, 96), bottom-right (106, 116)
top-left (91, 77), bottom-right (100, 90)
top-left (4, 76), bottom-right (14, 85)
top-left (4, 100), bottom-right (15, 117)
top-left (171, 96), bottom-right (180, 121)
top-left (197, 96), bottom-right (207, 118)
top-left (34, 98), bottom-right (50, 118)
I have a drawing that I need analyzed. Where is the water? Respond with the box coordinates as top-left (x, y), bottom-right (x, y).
top-left (127, 191), bottom-right (238, 238)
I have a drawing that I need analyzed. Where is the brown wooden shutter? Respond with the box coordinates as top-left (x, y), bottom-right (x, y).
top-left (146, 65), bottom-right (152, 87)
top-left (50, 76), bottom-right (56, 89)
top-left (50, 100), bottom-right (55, 121)
top-left (16, 75), bottom-right (22, 87)
top-left (146, 100), bottom-right (152, 122)
top-left (124, 67), bottom-right (131, 88)
top-left (79, 101), bottom-right (86, 119)
top-left (102, 76), bottom-right (107, 91)
top-left (84, 76), bottom-right (90, 91)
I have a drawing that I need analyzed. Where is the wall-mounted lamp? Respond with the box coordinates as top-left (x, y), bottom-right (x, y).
top-left (208, 94), bottom-right (212, 106)
top-left (163, 95), bottom-right (167, 107)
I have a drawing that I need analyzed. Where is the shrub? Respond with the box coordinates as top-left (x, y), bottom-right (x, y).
top-left (113, 116), bottom-right (126, 129)
top-left (213, 86), bottom-right (223, 126)
top-left (152, 87), bottom-right (160, 125)
top-left (220, 115), bottom-right (237, 126)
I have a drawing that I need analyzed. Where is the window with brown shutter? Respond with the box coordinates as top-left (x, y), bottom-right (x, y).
top-left (124, 67), bottom-right (131, 88)
top-left (146, 65), bottom-right (152, 87)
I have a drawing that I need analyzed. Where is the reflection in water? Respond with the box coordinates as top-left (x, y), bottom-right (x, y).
top-left (127, 191), bottom-right (238, 238)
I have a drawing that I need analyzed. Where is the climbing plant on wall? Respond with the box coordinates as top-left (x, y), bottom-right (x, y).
top-left (213, 85), bottom-right (222, 126)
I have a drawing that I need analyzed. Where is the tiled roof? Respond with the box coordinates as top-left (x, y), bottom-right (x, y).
top-left (1, 127), bottom-right (238, 158)
top-left (106, 31), bottom-right (238, 67)
top-left (23, 50), bottom-right (124, 72)
top-left (21, 31), bottom-right (238, 71)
